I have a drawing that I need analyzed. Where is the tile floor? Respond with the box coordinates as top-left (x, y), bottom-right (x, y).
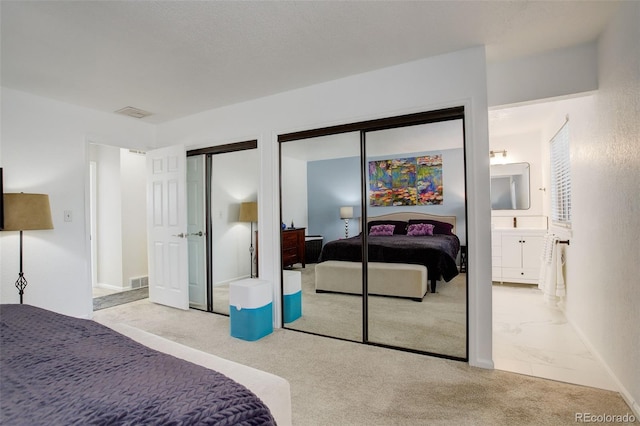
top-left (92, 286), bottom-right (120, 298)
top-left (492, 282), bottom-right (617, 391)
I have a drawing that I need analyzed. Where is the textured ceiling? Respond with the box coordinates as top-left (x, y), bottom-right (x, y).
top-left (1, 1), bottom-right (619, 123)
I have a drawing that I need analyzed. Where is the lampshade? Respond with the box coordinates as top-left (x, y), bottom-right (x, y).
top-left (238, 201), bottom-right (258, 222)
top-left (3, 193), bottom-right (54, 231)
top-left (339, 206), bottom-right (353, 219)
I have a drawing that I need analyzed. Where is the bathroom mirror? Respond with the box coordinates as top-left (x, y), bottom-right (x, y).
top-left (490, 162), bottom-right (530, 210)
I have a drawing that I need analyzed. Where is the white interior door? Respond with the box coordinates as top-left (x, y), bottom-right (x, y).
top-left (187, 155), bottom-right (207, 309)
top-left (146, 144), bottom-right (189, 310)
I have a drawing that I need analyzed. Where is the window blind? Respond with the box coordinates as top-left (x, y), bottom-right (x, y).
top-left (550, 121), bottom-right (571, 226)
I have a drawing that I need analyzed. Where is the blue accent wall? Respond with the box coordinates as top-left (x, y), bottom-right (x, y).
top-left (307, 148), bottom-right (466, 247)
top-left (307, 156), bottom-right (361, 243)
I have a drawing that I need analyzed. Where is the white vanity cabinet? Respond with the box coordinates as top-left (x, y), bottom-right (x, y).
top-left (492, 229), bottom-right (545, 284)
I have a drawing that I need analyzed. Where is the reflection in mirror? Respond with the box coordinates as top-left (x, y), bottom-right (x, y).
top-left (364, 120), bottom-right (467, 358)
top-left (210, 149), bottom-right (259, 315)
top-left (279, 109), bottom-right (467, 361)
top-left (490, 163), bottom-right (530, 210)
top-left (280, 132), bottom-right (363, 342)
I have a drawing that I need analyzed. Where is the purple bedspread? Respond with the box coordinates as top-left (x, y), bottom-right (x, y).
top-left (0, 304), bottom-right (276, 425)
top-left (319, 234), bottom-right (460, 282)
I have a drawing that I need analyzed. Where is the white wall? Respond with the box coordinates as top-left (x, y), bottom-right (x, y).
top-left (93, 144), bottom-right (123, 288)
top-left (281, 156), bottom-right (308, 230)
top-left (88, 145), bottom-right (148, 290)
top-left (157, 47), bottom-right (493, 368)
top-left (559, 2), bottom-right (639, 414)
top-left (211, 149), bottom-right (259, 284)
top-left (487, 42), bottom-right (598, 107)
top-left (0, 88), bottom-right (155, 317)
top-left (120, 149), bottom-right (148, 286)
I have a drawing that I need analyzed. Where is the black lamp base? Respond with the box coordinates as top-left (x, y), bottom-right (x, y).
top-left (16, 272), bottom-right (27, 304)
top-left (15, 230), bottom-right (27, 304)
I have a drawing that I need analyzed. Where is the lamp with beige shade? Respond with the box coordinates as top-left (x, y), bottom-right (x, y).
top-left (2, 193), bottom-right (54, 304)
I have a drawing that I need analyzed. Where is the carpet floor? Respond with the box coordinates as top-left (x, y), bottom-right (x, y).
top-left (212, 264), bottom-right (466, 358)
top-left (93, 300), bottom-right (636, 426)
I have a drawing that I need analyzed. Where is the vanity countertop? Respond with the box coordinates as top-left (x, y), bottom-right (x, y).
top-left (492, 215), bottom-right (548, 230)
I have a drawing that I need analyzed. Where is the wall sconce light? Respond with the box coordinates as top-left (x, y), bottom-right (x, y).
top-left (489, 150), bottom-right (507, 158)
top-left (339, 206), bottom-right (353, 238)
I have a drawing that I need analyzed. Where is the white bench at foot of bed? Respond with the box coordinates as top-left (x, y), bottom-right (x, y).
top-left (315, 260), bottom-right (428, 301)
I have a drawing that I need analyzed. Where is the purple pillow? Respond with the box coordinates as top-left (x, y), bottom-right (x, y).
top-left (407, 223), bottom-right (434, 236)
top-left (369, 224), bottom-right (395, 236)
top-left (367, 220), bottom-right (408, 235)
top-left (407, 219), bottom-right (454, 235)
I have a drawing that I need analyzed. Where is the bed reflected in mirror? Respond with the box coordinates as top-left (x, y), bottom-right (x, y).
top-left (363, 120), bottom-right (466, 358)
top-left (279, 109), bottom-right (468, 361)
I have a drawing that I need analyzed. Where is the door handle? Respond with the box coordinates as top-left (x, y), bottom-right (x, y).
top-left (190, 231), bottom-right (204, 237)
top-left (172, 233), bottom-right (187, 238)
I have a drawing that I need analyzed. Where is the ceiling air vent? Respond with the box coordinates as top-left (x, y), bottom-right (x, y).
top-left (115, 106), bottom-right (153, 119)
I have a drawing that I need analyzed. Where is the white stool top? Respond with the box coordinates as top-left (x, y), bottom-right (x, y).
top-left (229, 279), bottom-right (272, 310)
top-left (282, 270), bottom-right (302, 294)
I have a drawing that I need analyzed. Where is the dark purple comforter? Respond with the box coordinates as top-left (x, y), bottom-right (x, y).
top-left (0, 304), bottom-right (275, 426)
top-left (319, 234), bottom-right (460, 282)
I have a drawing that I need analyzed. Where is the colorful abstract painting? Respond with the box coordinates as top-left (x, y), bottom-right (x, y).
top-left (369, 154), bottom-right (443, 206)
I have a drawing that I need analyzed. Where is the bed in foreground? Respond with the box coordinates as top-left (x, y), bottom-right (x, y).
top-left (317, 212), bottom-right (460, 296)
top-left (0, 304), bottom-right (291, 425)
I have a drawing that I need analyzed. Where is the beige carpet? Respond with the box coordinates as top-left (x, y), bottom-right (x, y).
top-left (93, 300), bottom-right (635, 426)
top-left (286, 264), bottom-right (466, 358)
top-left (212, 264), bottom-right (466, 358)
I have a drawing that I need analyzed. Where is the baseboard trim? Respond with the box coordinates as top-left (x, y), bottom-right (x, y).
top-left (565, 314), bottom-right (639, 418)
top-left (95, 282), bottom-right (131, 291)
top-left (469, 357), bottom-right (494, 370)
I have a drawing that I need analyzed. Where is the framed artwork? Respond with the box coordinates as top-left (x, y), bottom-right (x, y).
top-left (369, 154), bottom-right (443, 206)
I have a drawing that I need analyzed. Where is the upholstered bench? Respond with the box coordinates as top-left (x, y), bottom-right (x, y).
top-left (315, 260), bottom-right (428, 301)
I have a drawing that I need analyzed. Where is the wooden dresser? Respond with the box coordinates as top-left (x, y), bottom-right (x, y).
top-left (282, 228), bottom-right (306, 268)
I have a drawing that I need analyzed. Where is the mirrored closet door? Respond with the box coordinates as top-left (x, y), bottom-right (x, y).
top-left (280, 132), bottom-right (363, 342)
top-left (279, 107), bottom-right (468, 361)
top-left (364, 120), bottom-right (467, 358)
top-left (186, 142), bottom-right (258, 315)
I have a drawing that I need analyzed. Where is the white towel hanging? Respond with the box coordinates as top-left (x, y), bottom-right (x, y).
top-left (538, 234), bottom-right (565, 302)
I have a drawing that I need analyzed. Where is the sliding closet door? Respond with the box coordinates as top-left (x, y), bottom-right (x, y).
top-left (279, 107), bottom-right (468, 361)
top-left (280, 132), bottom-right (363, 342)
top-left (187, 142), bottom-right (259, 315)
top-left (364, 120), bottom-right (467, 359)
top-left (210, 149), bottom-right (259, 315)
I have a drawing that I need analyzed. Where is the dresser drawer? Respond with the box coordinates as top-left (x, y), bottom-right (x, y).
top-left (282, 232), bottom-right (299, 246)
top-left (281, 228), bottom-right (306, 268)
top-left (282, 246), bottom-right (297, 257)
